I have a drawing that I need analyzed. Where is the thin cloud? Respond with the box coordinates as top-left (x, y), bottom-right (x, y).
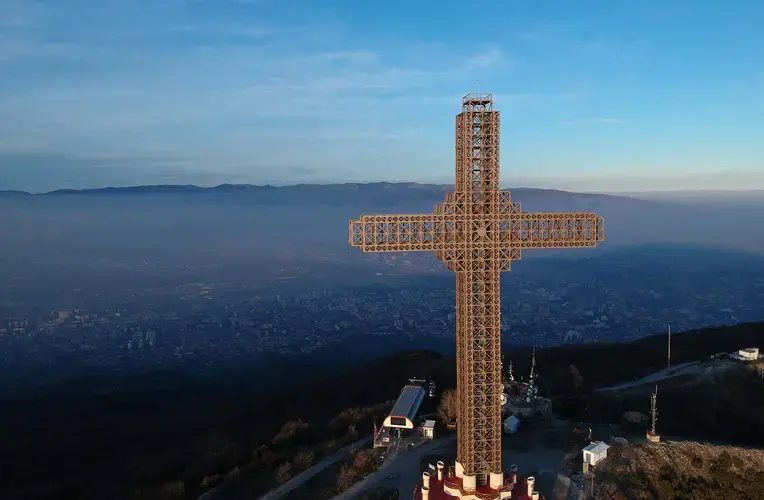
top-left (560, 117), bottom-right (629, 126)
top-left (0, 0), bottom-right (587, 188)
top-left (0, 40), bottom-right (90, 63)
top-left (316, 49), bottom-right (378, 64)
top-left (465, 47), bottom-right (503, 69)
top-left (227, 24), bottom-right (273, 39)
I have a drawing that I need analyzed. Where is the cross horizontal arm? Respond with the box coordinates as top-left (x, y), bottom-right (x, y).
top-left (349, 214), bottom-right (449, 253)
top-left (506, 212), bottom-right (604, 249)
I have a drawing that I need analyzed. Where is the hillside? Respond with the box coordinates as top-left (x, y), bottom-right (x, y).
top-left (1, 321), bottom-right (763, 499)
top-left (594, 441), bottom-right (764, 499)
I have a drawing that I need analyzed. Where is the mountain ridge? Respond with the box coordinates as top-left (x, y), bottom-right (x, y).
top-left (0, 181), bottom-right (643, 202)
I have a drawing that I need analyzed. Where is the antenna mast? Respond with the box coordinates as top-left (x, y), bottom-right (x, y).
top-left (667, 325), bottom-right (671, 369)
top-left (650, 386), bottom-right (658, 435)
top-left (646, 384), bottom-right (662, 442)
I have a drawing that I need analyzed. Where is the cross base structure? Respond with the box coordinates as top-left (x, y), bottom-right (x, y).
top-left (413, 463), bottom-right (541, 500)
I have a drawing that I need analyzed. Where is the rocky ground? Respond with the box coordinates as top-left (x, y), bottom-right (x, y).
top-left (593, 440), bottom-right (764, 499)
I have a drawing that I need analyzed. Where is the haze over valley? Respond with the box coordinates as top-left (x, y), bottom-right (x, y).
top-left (1, 183), bottom-right (763, 401)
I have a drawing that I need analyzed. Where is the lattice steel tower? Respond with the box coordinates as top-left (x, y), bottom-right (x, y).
top-left (349, 93), bottom-right (605, 498)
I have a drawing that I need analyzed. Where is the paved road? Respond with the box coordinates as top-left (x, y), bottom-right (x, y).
top-left (599, 358), bottom-right (739, 393)
top-left (197, 437), bottom-right (371, 500)
top-left (331, 435), bottom-right (457, 500)
top-left (260, 437), bottom-right (372, 500)
top-left (597, 361), bottom-right (698, 392)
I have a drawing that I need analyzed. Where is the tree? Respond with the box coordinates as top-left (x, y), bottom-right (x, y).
top-left (293, 451), bottom-right (315, 471)
top-left (252, 444), bottom-right (280, 469)
top-left (348, 423), bottom-right (358, 438)
top-left (437, 389), bottom-right (457, 425)
top-left (275, 462), bottom-right (293, 484)
top-left (352, 450), bottom-right (372, 471)
top-left (272, 419), bottom-right (310, 446)
top-left (200, 475), bottom-right (222, 490)
top-left (159, 481), bottom-right (185, 498)
top-left (336, 463), bottom-right (360, 493)
top-left (569, 364), bottom-right (584, 390)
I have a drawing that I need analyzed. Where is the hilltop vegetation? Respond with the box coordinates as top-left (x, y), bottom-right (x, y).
top-left (595, 441), bottom-right (764, 499)
top-left (2, 322), bottom-right (764, 499)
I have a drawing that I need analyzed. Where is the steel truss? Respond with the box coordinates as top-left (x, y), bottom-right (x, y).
top-left (349, 93), bottom-right (605, 486)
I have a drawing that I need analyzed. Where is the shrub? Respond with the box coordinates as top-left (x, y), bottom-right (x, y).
top-left (275, 462), bottom-right (293, 484)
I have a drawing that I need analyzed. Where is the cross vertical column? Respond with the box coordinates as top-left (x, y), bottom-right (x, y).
top-left (453, 93), bottom-right (504, 491)
top-left (455, 256), bottom-right (503, 487)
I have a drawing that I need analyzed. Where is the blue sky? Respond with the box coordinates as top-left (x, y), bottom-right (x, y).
top-left (0, 0), bottom-right (762, 192)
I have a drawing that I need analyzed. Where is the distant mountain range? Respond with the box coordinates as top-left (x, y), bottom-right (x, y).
top-left (3, 181), bottom-right (763, 253)
top-left (0, 182), bottom-right (653, 211)
top-left (0, 181), bottom-right (631, 197)
top-left (4, 182), bottom-right (762, 198)
top-left (623, 189), bottom-right (764, 200)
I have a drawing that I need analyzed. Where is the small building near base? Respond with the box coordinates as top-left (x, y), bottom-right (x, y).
top-left (503, 415), bottom-right (520, 434)
top-left (505, 395), bottom-right (552, 422)
top-left (734, 347), bottom-right (760, 361)
top-left (373, 425), bottom-right (393, 448)
top-left (582, 441), bottom-right (610, 473)
top-left (422, 420), bottom-right (436, 440)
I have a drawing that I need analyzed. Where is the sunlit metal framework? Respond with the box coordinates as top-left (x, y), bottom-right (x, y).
top-left (349, 93), bottom-right (604, 491)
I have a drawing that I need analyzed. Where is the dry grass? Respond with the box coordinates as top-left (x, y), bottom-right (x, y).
top-left (594, 441), bottom-right (764, 499)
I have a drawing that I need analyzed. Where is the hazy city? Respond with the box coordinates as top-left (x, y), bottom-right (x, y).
top-left (3, 243), bottom-right (764, 383)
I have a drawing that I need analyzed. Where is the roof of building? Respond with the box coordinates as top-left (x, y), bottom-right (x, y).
top-left (389, 385), bottom-right (427, 421)
top-left (583, 441), bottom-right (610, 455)
top-left (423, 420), bottom-right (436, 428)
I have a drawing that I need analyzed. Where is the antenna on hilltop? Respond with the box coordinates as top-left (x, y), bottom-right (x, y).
top-left (651, 385), bottom-right (658, 435)
top-left (647, 385), bottom-right (661, 442)
top-left (667, 325), bottom-right (672, 369)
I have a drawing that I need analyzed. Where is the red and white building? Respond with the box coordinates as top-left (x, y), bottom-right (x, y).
top-left (413, 462), bottom-right (543, 500)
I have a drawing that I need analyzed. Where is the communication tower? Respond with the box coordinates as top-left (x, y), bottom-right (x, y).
top-left (647, 385), bottom-right (661, 443)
